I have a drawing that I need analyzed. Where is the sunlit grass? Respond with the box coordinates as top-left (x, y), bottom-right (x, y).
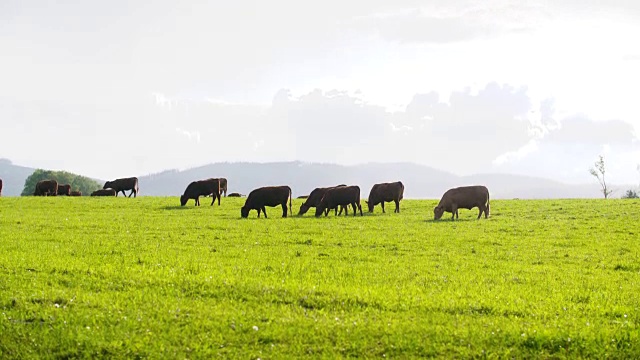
top-left (0, 197), bottom-right (639, 358)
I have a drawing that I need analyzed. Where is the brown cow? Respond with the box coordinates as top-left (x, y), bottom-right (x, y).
top-left (366, 181), bottom-right (404, 213)
top-left (104, 177), bottom-right (139, 197)
top-left (315, 185), bottom-right (363, 217)
top-left (0, 178), bottom-right (3, 197)
top-left (434, 185), bottom-right (490, 221)
top-left (34, 180), bottom-right (58, 196)
top-left (70, 190), bottom-right (82, 196)
top-left (299, 185), bottom-right (348, 216)
top-left (57, 184), bottom-right (72, 196)
top-left (219, 178), bottom-right (228, 197)
top-left (91, 189), bottom-right (117, 196)
top-left (241, 186), bottom-right (292, 218)
top-left (180, 178), bottom-right (221, 206)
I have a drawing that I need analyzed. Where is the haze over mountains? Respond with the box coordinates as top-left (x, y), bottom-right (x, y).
top-left (1, 158), bottom-right (629, 199)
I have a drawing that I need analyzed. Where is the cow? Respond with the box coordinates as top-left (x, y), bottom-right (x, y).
top-left (91, 189), bottom-right (117, 197)
top-left (299, 185), bottom-right (348, 216)
top-left (241, 186), bottom-right (292, 218)
top-left (57, 184), bottom-right (72, 196)
top-left (0, 178), bottom-right (3, 196)
top-left (433, 185), bottom-right (490, 221)
top-left (315, 185), bottom-right (363, 217)
top-left (180, 178), bottom-right (222, 206)
top-left (34, 180), bottom-right (58, 196)
top-left (297, 195), bottom-right (309, 199)
top-left (103, 177), bottom-right (139, 198)
top-left (219, 178), bottom-right (228, 197)
top-left (227, 192), bottom-right (243, 197)
top-left (70, 190), bottom-right (82, 196)
top-left (366, 181), bottom-right (404, 213)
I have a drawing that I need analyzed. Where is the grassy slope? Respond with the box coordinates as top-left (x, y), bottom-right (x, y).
top-left (0, 197), bottom-right (639, 358)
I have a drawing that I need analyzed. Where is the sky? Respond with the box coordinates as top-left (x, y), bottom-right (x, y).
top-left (1, 0), bottom-right (639, 185)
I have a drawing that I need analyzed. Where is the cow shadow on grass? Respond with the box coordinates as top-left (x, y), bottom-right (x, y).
top-left (162, 205), bottom-right (192, 210)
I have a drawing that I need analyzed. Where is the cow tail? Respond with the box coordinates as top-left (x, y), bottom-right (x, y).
top-left (487, 191), bottom-right (491, 217)
top-left (289, 187), bottom-right (292, 215)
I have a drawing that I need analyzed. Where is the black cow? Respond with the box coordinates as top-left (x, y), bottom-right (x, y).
top-left (241, 186), bottom-right (292, 218)
top-left (299, 185), bottom-right (348, 216)
top-left (227, 192), bottom-right (243, 197)
top-left (104, 177), bottom-right (139, 198)
top-left (366, 181), bottom-right (404, 213)
top-left (434, 185), bottom-right (490, 220)
top-left (34, 180), bottom-right (58, 196)
top-left (70, 190), bottom-right (82, 196)
top-left (180, 178), bottom-right (222, 206)
top-left (91, 189), bottom-right (117, 197)
top-left (57, 184), bottom-right (72, 196)
top-left (0, 178), bottom-right (3, 197)
top-left (315, 185), bottom-right (363, 217)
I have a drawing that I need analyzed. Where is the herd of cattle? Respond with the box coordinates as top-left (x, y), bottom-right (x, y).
top-left (0, 176), bottom-right (490, 220)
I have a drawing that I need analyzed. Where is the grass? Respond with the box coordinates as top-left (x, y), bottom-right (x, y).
top-left (0, 196), bottom-right (639, 358)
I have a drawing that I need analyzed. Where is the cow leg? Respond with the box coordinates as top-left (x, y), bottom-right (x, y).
top-left (257, 208), bottom-right (261, 218)
top-left (358, 203), bottom-right (363, 216)
top-left (477, 206), bottom-right (483, 219)
top-left (195, 197), bottom-right (200, 206)
top-left (217, 193), bottom-right (221, 206)
top-left (324, 208), bottom-right (329, 216)
top-left (381, 202), bottom-right (386, 213)
top-left (395, 200), bottom-right (400, 213)
top-left (262, 207), bottom-right (268, 218)
top-left (282, 203), bottom-right (287, 217)
top-left (128, 190), bottom-right (133, 198)
top-left (210, 195), bottom-right (215, 206)
top-left (451, 205), bottom-right (458, 220)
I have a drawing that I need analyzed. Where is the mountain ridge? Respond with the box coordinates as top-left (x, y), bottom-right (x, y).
top-left (0, 158), bottom-right (629, 198)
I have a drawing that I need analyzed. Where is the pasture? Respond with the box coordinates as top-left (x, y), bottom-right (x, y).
top-left (0, 196), bottom-right (639, 358)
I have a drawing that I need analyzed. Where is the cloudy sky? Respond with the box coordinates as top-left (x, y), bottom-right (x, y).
top-left (1, 0), bottom-right (639, 184)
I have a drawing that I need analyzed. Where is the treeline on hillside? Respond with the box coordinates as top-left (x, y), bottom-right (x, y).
top-left (21, 169), bottom-right (102, 196)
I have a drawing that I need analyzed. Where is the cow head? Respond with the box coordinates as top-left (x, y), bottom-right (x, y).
top-left (103, 181), bottom-right (112, 190)
top-left (180, 195), bottom-right (188, 206)
top-left (433, 206), bottom-right (445, 220)
top-left (298, 203), bottom-right (310, 215)
top-left (240, 206), bottom-right (250, 218)
top-left (365, 200), bottom-right (375, 213)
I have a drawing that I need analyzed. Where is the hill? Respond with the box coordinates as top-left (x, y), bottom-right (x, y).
top-left (0, 159), bottom-right (37, 196)
top-left (138, 161), bottom-right (614, 199)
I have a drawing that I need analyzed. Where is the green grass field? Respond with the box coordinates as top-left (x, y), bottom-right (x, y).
top-left (1, 196), bottom-right (639, 358)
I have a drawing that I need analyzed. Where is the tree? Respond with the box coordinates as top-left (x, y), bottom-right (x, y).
top-left (22, 169), bottom-right (102, 196)
top-left (589, 155), bottom-right (613, 199)
top-left (622, 189), bottom-right (638, 199)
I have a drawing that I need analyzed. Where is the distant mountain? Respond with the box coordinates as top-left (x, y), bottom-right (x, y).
top-left (1, 159), bottom-right (632, 198)
top-left (138, 161), bottom-right (622, 199)
top-left (0, 159), bottom-right (37, 196)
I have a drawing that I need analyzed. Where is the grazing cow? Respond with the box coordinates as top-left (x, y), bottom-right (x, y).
top-left (218, 178), bottom-right (228, 197)
top-left (180, 178), bottom-right (222, 206)
top-left (57, 184), bottom-right (72, 196)
top-left (241, 186), bottom-right (292, 218)
top-left (0, 178), bottom-right (3, 196)
top-left (70, 190), bottom-right (82, 196)
top-left (315, 185), bottom-right (363, 217)
top-left (91, 189), bottom-right (116, 196)
top-left (227, 192), bottom-right (243, 197)
top-left (103, 177), bottom-right (139, 198)
top-left (299, 185), bottom-right (348, 216)
top-left (366, 181), bottom-right (405, 213)
top-left (434, 185), bottom-right (490, 221)
top-left (34, 180), bottom-right (58, 196)
top-left (297, 195), bottom-right (309, 199)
